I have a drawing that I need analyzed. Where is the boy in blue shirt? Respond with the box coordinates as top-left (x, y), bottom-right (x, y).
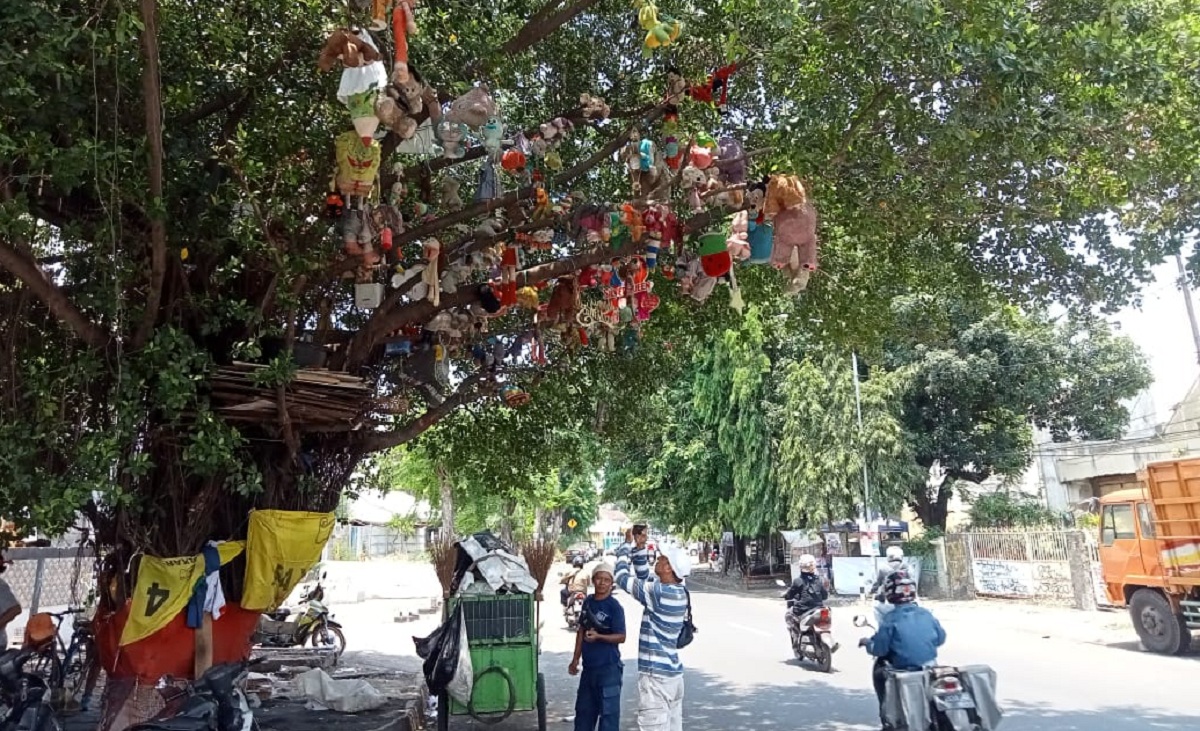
top-left (569, 562), bottom-right (627, 731)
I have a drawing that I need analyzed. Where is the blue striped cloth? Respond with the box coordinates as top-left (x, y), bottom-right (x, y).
top-left (615, 544), bottom-right (688, 676)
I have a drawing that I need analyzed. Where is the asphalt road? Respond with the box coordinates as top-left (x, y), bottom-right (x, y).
top-left (341, 585), bottom-right (1200, 731)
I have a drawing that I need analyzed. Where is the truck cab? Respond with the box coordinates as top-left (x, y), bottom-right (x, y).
top-left (1098, 459), bottom-right (1200, 654)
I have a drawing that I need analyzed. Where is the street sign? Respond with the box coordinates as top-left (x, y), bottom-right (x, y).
top-left (568, 519), bottom-right (578, 529)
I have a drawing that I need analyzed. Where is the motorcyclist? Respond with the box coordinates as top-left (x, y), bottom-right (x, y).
top-left (782, 554), bottom-right (834, 652)
top-left (860, 570), bottom-right (946, 731)
top-left (869, 546), bottom-right (909, 622)
top-left (561, 556), bottom-right (588, 607)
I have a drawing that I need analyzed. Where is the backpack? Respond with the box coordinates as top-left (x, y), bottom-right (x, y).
top-left (677, 588), bottom-right (697, 649)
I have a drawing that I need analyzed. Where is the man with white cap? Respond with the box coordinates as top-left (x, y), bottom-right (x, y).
top-left (568, 561), bottom-right (626, 731)
top-left (615, 527), bottom-right (691, 731)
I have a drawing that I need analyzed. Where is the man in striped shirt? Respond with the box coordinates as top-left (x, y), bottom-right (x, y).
top-left (615, 528), bottom-right (691, 731)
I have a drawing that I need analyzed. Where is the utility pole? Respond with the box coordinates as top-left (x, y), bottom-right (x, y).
top-left (852, 352), bottom-right (871, 521)
top-left (1175, 253), bottom-right (1200, 367)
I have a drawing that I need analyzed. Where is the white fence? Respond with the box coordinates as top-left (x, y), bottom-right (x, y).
top-left (957, 529), bottom-right (1080, 606)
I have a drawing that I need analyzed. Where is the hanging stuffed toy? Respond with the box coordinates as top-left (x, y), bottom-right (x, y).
top-left (579, 93), bottom-right (611, 120)
top-left (681, 165), bottom-right (707, 212)
top-left (384, 1), bottom-right (420, 83)
top-left (334, 131), bottom-right (382, 199)
top-left (320, 30), bottom-right (388, 144)
top-left (714, 136), bottom-right (747, 208)
top-left (440, 177), bottom-right (463, 211)
top-left (764, 175), bottom-right (819, 293)
top-left (436, 119), bottom-right (469, 159)
top-left (664, 67), bottom-right (688, 105)
top-left (499, 243), bottom-right (520, 307)
top-left (447, 85), bottom-right (497, 130)
top-left (688, 62), bottom-right (739, 114)
top-left (635, 0), bottom-right (683, 55)
top-left (516, 286), bottom-right (540, 310)
top-left (376, 67), bottom-right (425, 139)
top-left (421, 238), bottom-right (441, 306)
top-left (726, 210), bottom-right (751, 261)
top-left (642, 205), bottom-right (666, 268)
top-left (475, 158), bottom-right (501, 202)
top-left (697, 230), bottom-right (732, 278)
top-left (482, 115), bottom-right (510, 160)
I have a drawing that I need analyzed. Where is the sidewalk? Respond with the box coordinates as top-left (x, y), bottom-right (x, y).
top-left (927, 598), bottom-right (1134, 647)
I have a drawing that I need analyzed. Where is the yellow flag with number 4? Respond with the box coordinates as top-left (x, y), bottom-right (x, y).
top-left (120, 542), bottom-right (245, 646)
top-left (242, 510), bottom-right (336, 611)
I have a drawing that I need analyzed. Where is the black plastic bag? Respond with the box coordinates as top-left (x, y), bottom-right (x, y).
top-left (414, 604), bottom-right (465, 696)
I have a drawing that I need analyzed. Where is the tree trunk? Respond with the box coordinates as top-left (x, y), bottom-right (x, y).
top-left (436, 463), bottom-right (455, 537)
top-left (910, 482), bottom-right (953, 531)
top-left (533, 506), bottom-right (545, 541)
top-left (731, 535), bottom-right (749, 576)
top-left (499, 499), bottom-right (516, 546)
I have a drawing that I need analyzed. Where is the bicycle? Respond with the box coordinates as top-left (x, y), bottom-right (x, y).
top-left (23, 608), bottom-right (101, 713)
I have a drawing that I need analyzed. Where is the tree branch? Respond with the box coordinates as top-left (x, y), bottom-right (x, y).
top-left (361, 371), bottom-right (492, 452)
top-left (131, 0), bottom-right (168, 351)
top-left (0, 238), bottom-right (112, 350)
top-left (827, 86), bottom-right (891, 170)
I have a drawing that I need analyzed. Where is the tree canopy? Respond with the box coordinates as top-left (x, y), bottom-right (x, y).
top-left (1, 0), bottom-right (1196, 555)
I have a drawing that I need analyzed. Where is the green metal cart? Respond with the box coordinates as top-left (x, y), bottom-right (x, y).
top-left (436, 591), bottom-right (547, 731)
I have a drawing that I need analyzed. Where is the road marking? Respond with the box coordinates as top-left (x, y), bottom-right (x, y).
top-left (727, 622), bottom-right (771, 637)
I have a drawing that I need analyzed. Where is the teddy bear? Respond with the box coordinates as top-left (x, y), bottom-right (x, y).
top-left (540, 117), bottom-right (574, 145)
top-left (318, 29), bottom-right (382, 72)
top-left (579, 93), bottom-right (611, 120)
top-left (440, 177), bottom-right (463, 211)
top-left (763, 175), bottom-right (818, 292)
top-left (481, 116), bottom-right (510, 160)
top-left (447, 86), bottom-right (497, 129)
top-left (375, 95), bottom-right (418, 139)
top-left (726, 210), bottom-right (751, 261)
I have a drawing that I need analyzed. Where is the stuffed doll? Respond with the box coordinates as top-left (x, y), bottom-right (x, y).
top-left (375, 95), bottom-right (418, 138)
top-left (334, 131), bottom-right (382, 198)
top-left (747, 220), bottom-right (774, 264)
top-left (482, 115), bottom-right (510, 160)
top-left (665, 67), bottom-right (688, 105)
top-left (389, 1), bottom-right (420, 83)
top-left (624, 130), bottom-right (645, 194)
top-left (421, 238), bottom-right (441, 306)
top-left (687, 62), bottom-right (739, 114)
top-left (681, 165), bottom-right (707, 212)
top-left (440, 177), bottom-right (463, 211)
top-left (763, 175), bottom-right (818, 291)
top-left (642, 205), bottom-right (665, 268)
top-left (474, 158), bottom-right (501, 201)
top-left (714, 136), bottom-right (746, 208)
top-left (501, 148), bottom-right (527, 173)
top-left (580, 93), bottom-right (611, 120)
top-left (516, 286), bottom-right (540, 310)
top-left (540, 117), bottom-right (574, 145)
top-left (697, 230), bottom-right (732, 278)
top-left (726, 210), bottom-right (751, 261)
top-left (500, 242), bottom-right (519, 288)
top-left (447, 85), bottom-right (497, 129)
top-left (636, 0), bottom-right (683, 54)
top-left (545, 276), bottom-right (579, 327)
top-left (440, 262), bottom-right (469, 294)
top-left (321, 30), bottom-right (388, 144)
top-left (436, 119), bottom-right (468, 159)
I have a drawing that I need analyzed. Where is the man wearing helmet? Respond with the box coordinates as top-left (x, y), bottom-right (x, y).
top-left (860, 571), bottom-right (946, 730)
top-left (781, 554), bottom-right (829, 651)
top-left (869, 546), bottom-right (910, 623)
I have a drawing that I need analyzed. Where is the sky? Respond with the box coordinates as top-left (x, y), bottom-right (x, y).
top-left (1111, 257), bottom-right (1200, 427)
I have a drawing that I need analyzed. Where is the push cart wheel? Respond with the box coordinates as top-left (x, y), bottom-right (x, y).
top-left (536, 672), bottom-right (547, 731)
top-left (437, 691), bottom-right (449, 731)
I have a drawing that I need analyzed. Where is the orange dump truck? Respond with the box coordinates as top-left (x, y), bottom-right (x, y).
top-left (1099, 458), bottom-right (1200, 654)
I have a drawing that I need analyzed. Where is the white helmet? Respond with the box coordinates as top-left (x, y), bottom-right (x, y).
top-left (886, 546), bottom-right (904, 561)
top-left (798, 554), bottom-right (817, 571)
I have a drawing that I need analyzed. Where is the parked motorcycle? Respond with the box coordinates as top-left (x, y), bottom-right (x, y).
top-left (127, 660), bottom-right (257, 731)
top-left (775, 579), bottom-right (837, 672)
top-left (564, 591), bottom-right (585, 631)
top-left (853, 616), bottom-right (1002, 731)
top-left (253, 574), bottom-right (346, 656)
top-left (0, 650), bottom-right (60, 731)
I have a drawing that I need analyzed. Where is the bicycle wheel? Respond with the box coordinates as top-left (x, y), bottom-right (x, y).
top-left (62, 636), bottom-right (98, 708)
top-left (27, 648), bottom-right (62, 688)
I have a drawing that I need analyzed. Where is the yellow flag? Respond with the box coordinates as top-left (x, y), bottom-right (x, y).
top-left (121, 555), bottom-right (203, 646)
top-left (120, 542), bottom-right (246, 646)
top-left (242, 510), bottom-right (335, 611)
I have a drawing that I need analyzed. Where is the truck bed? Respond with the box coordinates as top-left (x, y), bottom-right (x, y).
top-left (1145, 459), bottom-right (1200, 579)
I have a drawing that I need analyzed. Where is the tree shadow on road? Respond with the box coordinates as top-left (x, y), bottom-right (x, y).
top-left (1087, 638), bottom-right (1200, 660)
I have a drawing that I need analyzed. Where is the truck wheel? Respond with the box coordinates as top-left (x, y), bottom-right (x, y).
top-left (1130, 589), bottom-right (1191, 654)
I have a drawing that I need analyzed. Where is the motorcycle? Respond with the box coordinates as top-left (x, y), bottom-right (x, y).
top-left (775, 579), bottom-right (837, 672)
top-left (0, 650), bottom-right (60, 731)
top-left (127, 660), bottom-right (258, 731)
top-left (564, 591), bottom-right (585, 631)
top-left (852, 615), bottom-right (1002, 731)
top-left (253, 574), bottom-right (346, 656)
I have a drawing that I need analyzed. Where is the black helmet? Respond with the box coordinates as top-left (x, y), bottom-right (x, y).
top-left (884, 570), bottom-right (917, 605)
top-left (572, 556), bottom-right (585, 568)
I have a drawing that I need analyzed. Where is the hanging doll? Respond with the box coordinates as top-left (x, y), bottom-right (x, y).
top-left (320, 29), bottom-right (388, 144)
top-left (420, 238), bottom-right (441, 306)
top-left (440, 177), bottom-right (463, 211)
top-left (726, 210), bottom-right (751, 261)
top-left (713, 136), bottom-right (747, 208)
top-left (688, 62), bottom-right (739, 114)
top-left (376, 1), bottom-right (419, 83)
top-left (375, 66), bottom-right (425, 139)
top-left (436, 119), bottom-right (469, 159)
top-left (579, 93), bottom-right (611, 120)
top-left (447, 85), bottom-right (497, 130)
top-left (764, 175), bottom-right (818, 293)
top-left (680, 165), bottom-right (707, 212)
top-left (745, 179), bottom-right (774, 264)
top-left (624, 130), bottom-right (646, 195)
top-left (334, 132), bottom-right (382, 263)
top-left (474, 158), bottom-right (501, 202)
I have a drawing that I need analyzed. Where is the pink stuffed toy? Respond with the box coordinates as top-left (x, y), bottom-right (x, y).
top-left (726, 210), bottom-right (751, 261)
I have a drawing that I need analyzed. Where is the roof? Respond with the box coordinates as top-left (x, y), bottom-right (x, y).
top-left (1100, 487), bottom-right (1148, 504)
top-left (347, 491), bottom-right (433, 524)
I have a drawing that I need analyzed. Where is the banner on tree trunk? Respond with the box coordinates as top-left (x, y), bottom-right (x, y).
top-left (242, 510), bottom-right (336, 611)
top-left (120, 541), bottom-right (244, 646)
